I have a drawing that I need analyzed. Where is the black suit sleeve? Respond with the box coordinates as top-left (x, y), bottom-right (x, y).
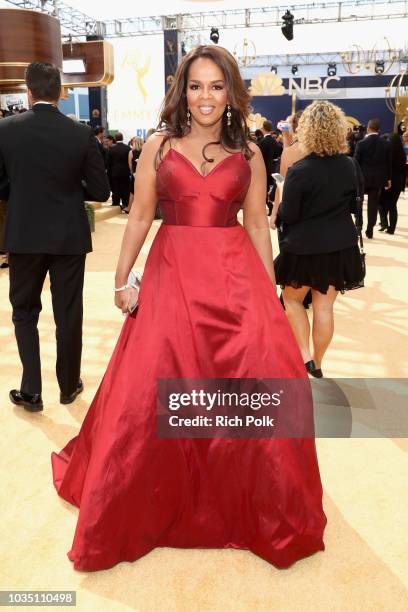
top-left (278, 166), bottom-right (303, 224)
top-left (258, 138), bottom-right (267, 161)
top-left (81, 132), bottom-right (111, 202)
top-left (272, 140), bottom-right (283, 158)
top-left (354, 140), bottom-right (362, 166)
top-left (351, 157), bottom-right (364, 200)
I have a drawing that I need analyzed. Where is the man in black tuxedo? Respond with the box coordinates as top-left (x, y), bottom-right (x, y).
top-left (258, 120), bottom-right (283, 215)
top-left (94, 125), bottom-right (108, 168)
top-left (354, 118), bottom-right (391, 238)
top-left (107, 132), bottom-right (131, 209)
top-left (0, 61), bottom-right (110, 412)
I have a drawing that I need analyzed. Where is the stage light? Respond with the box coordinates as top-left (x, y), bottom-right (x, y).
top-left (375, 60), bottom-right (385, 74)
top-left (291, 64), bottom-right (298, 75)
top-left (210, 28), bottom-right (219, 44)
top-left (270, 66), bottom-right (278, 74)
top-left (327, 62), bottom-right (337, 77)
top-left (281, 10), bottom-right (294, 41)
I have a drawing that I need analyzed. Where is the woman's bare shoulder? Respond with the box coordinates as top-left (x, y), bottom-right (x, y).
top-left (246, 140), bottom-right (263, 164)
top-left (246, 140), bottom-right (260, 153)
top-left (139, 131), bottom-right (170, 162)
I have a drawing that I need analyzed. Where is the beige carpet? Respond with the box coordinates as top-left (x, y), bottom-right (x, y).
top-left (0, 199), bottom-right (407, 612)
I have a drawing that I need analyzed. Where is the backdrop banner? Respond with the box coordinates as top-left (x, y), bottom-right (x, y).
top-left (107, 35), bottom-right (165, 142)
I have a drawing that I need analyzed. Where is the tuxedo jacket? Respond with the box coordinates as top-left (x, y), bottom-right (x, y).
top-left (107, 142), bottom-right (131, 179)
top-left (258, 134), bottom-right (283, 176)
top-left (354, 133), bottom-right (391, 190)
top-left (0, 104), bottom-right (110, 254)
top-left (96, 137), bottom-right (108, 168)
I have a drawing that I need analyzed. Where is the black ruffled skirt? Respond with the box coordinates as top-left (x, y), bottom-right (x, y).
top-left (274, 245), bottom-right (365, 294)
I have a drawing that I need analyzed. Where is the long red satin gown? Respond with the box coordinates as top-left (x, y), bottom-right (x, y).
top-left (52, 148), bottom-right (327, 572)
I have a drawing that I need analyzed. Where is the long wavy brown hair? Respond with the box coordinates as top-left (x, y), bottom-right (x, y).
top-left (156, 45), bottom-right (253, 165)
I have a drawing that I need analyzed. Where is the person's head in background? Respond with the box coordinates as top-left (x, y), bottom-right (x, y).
top-left (288, 110), bottom-right (303, 136)
top-left (367, 118), bottom-right (380, 134)
top-left (106, 135), bottom-right (116, 148)
top-left (132, 137), bottom-right (144, 152)
top-left (25, 61), bottom-right (61, 107)
top-left (296, 100), bottom-right (348, 157)
top-left (94, 126), bottom-right (105, 142)
top-left (402, 131), bottom-right (408, 145)
top-left (262, 120), bottom-right (273, 135)
top-left (397, 120), bottom-right (406, 136)
top-left (115, 132), bottom-right (124, 143)
top-left (254, 129), bottom-right (263, 142)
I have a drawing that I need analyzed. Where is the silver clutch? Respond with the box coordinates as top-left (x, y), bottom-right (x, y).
top-left (127, 270), bottom-right (142, 313)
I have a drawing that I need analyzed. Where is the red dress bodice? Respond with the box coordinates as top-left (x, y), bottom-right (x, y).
top-left (156, 148), bottom-right (251, 227)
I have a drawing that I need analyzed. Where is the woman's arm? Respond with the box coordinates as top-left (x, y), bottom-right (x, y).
top-left (243, 142), bottom-right (276, 286)
top-left (114, 134), bottom-right (163, 312)
top-left (278, 166), bottom-right (303, 225)
top-left (269, 149), bottom-right (290, 229)
top-left (270, 183), bottom-right (283, 230)
top-left (128, 149), bottom-right (133, 173)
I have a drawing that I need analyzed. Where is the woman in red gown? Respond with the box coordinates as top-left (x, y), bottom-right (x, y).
top-left (52, 45), bottom-right (327, 572)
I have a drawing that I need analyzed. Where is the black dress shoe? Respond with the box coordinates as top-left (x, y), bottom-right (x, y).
top-left (60, 379), bottom-right (84, 405)
top-left (305, 361), bottom-right (324, 378)
top-left (379, 226), bottom-right (388, 232)
top-left (386, 229), bottom-right (395, 234)
top-left (304, 360), bottom-right (317, 374)
top-left (10, 389), bottom-right (43, 412)
top-left (310, 368), bottom-right (323, 378)
top-left (365, 230), bottom-right (373, 239)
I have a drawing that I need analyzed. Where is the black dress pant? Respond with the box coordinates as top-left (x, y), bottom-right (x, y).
top-left (9, 253), bottom-right (86, 396)
top-left (111, 176), bottom-right (130, 207)
top-left (365, 187), bottom-right (382, 234)
top-left (379, 187), bottom-right (401, 233)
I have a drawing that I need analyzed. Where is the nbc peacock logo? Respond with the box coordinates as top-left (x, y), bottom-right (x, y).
top-left (249, 73), bottom-right (285, 96)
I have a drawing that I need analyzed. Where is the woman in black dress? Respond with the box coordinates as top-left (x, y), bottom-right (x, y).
top-left (274, 101), bottom-right (364, 377)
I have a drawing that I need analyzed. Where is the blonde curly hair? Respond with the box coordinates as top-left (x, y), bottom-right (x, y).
top-left (297, 100), bottom-right (348, 157)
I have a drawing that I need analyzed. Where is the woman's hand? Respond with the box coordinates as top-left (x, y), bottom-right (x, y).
top-left (114, 287), bottom-right (139, 315)
top-left (269, 210), bottom-right (278, 229)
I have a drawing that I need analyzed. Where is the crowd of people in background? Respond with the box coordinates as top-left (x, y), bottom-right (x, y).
top-left (256, 114), bottom-right (407, 237)
top-left (90, 127), bottom-right (146, 214)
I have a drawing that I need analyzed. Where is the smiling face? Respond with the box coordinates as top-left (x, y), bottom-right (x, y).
top-left (186, 57), bottom-right (229, 128)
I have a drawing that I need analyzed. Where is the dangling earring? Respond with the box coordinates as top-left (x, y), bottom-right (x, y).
top-left (226, 104), bottom-right (232, 127)
top-left (186, 108), bottom-right (191, 126)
